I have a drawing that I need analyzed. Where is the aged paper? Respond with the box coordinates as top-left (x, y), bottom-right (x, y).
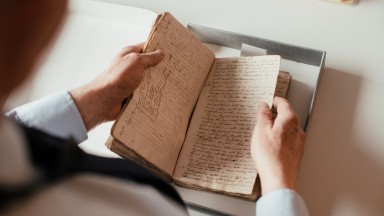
top-left (204, 43), bottom-right (241, 58)
top-left (174, 56), bottom-right (280, 194)
top-left (275, 71), bottom-right (292, 98)
top-left (240, 43), bottom-right (320, 127)
top-left (112, 13), bottom-right (215, 175)
top-left (240, 43), bottom-right (291, 98)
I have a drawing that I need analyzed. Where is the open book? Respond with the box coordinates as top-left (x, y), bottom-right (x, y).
top-left (106, 12), bottom-right (291, 201)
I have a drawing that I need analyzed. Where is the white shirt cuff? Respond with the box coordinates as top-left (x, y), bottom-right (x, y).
top-left (6, 90), bottom-right (88, 143)
top-left (256, 188), bottom-right (309, 216)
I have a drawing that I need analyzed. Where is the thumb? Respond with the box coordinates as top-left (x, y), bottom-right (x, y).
top-left (139, 49), bottom-right (165, 68)
top-left (256, 103), bottom-right (273, 129)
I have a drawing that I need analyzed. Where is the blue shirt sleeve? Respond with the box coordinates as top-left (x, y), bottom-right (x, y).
top-left (256, 189), bottom-right (309, 216)
top-left (6, 90), bottom-right (88, 143)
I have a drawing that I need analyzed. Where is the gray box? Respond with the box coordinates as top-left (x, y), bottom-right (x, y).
top-left (188, 23), bottom-right (326, 130)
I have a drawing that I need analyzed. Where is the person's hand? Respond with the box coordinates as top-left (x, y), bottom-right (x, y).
top-left (251, 97), bottom-right (305, 195)
top-left (69, 43), bottom-right (165, 131)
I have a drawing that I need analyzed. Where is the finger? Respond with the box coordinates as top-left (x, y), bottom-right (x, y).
top-left (118, 43), bottom-right (145, 57)
top-left (273, 97), bottom-right (292, 113)
top-left (255, 102), bottom-right (273, 129)
top-left (273, 97), bottom-right (299, 126)
top-left (139, 49), bottom-right (165, 68)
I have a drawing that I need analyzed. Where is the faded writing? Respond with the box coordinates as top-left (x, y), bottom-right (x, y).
top-left (175, 56), bottom-right (280, 194)
top-left (113, 13), bottom-right (215, 175)
top-left (275, 71), bottom-right (291, 98)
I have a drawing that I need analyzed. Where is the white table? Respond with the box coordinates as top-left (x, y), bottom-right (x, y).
top-left (6, 0), bottom-right (384, 215)
top-left (111, 1), bottom-right (384, 216)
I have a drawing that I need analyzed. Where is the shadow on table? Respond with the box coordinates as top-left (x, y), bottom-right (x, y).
top-left (299, 67), bottom-right (384, 216)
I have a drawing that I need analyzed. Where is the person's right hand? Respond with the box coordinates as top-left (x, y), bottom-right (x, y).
top-left (70, 43), bottom-right (165, 131)
top-left (251, 97), bottom-right (305, 195)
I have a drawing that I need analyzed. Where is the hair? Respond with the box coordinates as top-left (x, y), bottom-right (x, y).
top-left (0, 0), bottom-right (68, 98)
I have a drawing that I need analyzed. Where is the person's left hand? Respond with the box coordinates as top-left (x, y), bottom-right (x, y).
top-left (70, 43), bottom-right (164, 131)
top-left (251, 97), bottom-right (305, 195)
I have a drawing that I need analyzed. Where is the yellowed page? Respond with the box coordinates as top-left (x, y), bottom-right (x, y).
top-left (275, 71), bottom-right (292, 98)
top-left (174, 56), bottom-right (280, 194)
top-left (112, 13), bottom-right (215, 175)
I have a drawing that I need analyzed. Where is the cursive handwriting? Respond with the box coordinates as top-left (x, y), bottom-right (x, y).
top-left (175, 56), bottom-right (280, 194)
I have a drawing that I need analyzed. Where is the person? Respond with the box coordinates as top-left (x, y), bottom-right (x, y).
top-left (0, 0), bottom-right (308, 215)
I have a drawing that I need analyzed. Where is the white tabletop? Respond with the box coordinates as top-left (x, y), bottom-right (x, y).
top-left (6, 0), bottom-right (384, 215)
top-left (99, 0), bottom-right (384, 216)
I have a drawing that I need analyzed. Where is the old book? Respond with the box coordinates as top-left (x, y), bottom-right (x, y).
top-left (106, 12), bottom-right (291, 201)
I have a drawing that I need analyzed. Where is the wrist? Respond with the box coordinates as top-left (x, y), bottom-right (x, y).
top-left (259, 169), bottom-right (298, 195)
top-left (70, 79), bottom-right (129, 131)
top-left (69, 83), bottom-right (103, 131)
